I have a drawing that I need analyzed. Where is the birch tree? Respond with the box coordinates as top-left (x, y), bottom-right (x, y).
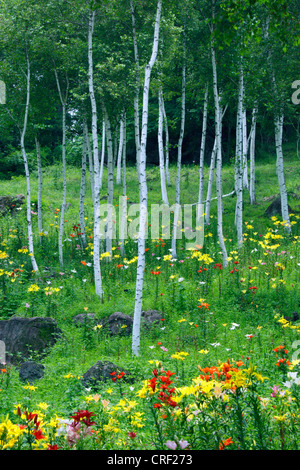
top-left (54, 66), bottom-right (69, 267)
top-left (21, 50), bottom-right (39, 272)
top-left (198, 83), bottom-right (209, 205)
top-left (132, 0), bottom-right (162, 357)
top-left (35, 136), bottom-right (43, 244)
top-left (171, 22), bottom-right (186, 259)
top-left (158, 86), bottom-right (169, 204)
top-left (210, 1), bottom-right (228, 267)
top-left (88, 8), bottom-right (104, 300)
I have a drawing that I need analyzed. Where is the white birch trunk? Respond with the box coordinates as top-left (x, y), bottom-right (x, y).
top-left (205, 138), bottom-right (217, 225)
top-left (249, 105), bottom-right (257, 205)
top-left (35, 136), bottom-right (43, 244)
top-left (158, 86), bottom-right (169, 205)
top-left (103, 105), bottom-right (114, 256)
top-left (235, 66), bottom-right (244, 248)
top-left (161, 94), bottom-right (171, 186)
top-left (99, 117), bottom-right (105, 190)
top-left (116, 111), bottom-right (125, 185)
top-left (21, 54), bottom-right (38, 272)
top-left (211, 35), bottom-right (228, 267)
top-left (120, 113), bottom-right (127, 257)
top-left (54, 68), bottom-right (68, 267)
top-left (84, 120), bottom-right (94, 202)
top-left (79, 126), bottom-right (87, 247)
top-left (198, 83), bottom-right (209, 205)
top-left (88, 9), bottom-right (104, 299)
top-left (205, 104), bottom-right (227, 225)
top-left (130, 0), bottom-right (141, 187)
top-left (171, 28), bottom-right (186, 259)
top-left (275, 114), bottom-right (291, 233)
top-left (265, 16), bottom-right (291, 233)
top-left (132, 0), bottom-right (162, 357)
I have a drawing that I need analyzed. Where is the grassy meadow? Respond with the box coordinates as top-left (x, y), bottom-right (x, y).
top-left (0, 146), bottom-right (300, 450)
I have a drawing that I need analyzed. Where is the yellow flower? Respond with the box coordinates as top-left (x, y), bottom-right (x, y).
top-left (28, 284), bottom-right (40, 293)
top-left (23, 384), bottom-right (37, 391)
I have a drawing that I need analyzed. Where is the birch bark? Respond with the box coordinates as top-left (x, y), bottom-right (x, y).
top-left (210, 28), bottom-right (228, 266)
top-left (79, 126), bottom-right (87, 247)
top-left (116, 111), bottom-right (125, 185)
top-left (249, 105), bottom-right (257, 205)
top-left (54, 67), bottom-right (68, 267)
top-left (35, 137), bottom-right (43, 244)
top-left (198, 83), bottom-right (209, 205)
top-left (88, 9), bottom-right (104, 299)
top-left (99, 117), bottom-right (105, 190)
top-left (103, 105), bottom-right (114, 256)
top-left (130, 0), bottom-right (141, 178)
top-left (21, 53), bottom-right (38, 272)
top-left (84, 120), bottom-right (94, 202)
top-left (162, 95), bottom-right (171, 187)
top-left (158, 86), bottom-right (169, 204)
top-left (132, 0), bottom-right (162, 356)
top-left (171, 26), bottom-right (186, 259)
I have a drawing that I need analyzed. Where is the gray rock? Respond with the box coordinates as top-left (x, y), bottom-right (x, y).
top-left (82, 360), bottom-right (129, 389)
top-left (19, 361), bottom-right (45, 383)
top-left (73, 313), bottom-right (102, 327)
top-left (0, 194), bottom-right (25, 215)
top-left (142, 310), bottom-right (164, 326)
top-left (0, 317), bottom-right (62, 364)
top-left (102, 312), bottom-right (133, 336)
top-left (264, 196), bottom-right (293, 218)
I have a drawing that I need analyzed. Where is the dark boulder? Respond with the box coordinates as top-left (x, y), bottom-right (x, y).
top-left (142, 310), bottom-right (164, 327)
top-left (0, 317), bottom-right (62, 365)
top-left (102, 312), bottom-right (133, 336)
top-left (72, 313), bottom-right (102, 327)
top-left (19, 361), bottom-right (45, 384)
top-left (0, 194), bottom-right (25, 216)
top-left (82, 360), bottom-right (130, 389)
top-left (264, 196), bottom-right (293, 218)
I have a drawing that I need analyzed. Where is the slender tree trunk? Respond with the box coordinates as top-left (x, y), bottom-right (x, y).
top-left (171, 26), bottom-right (186, 259)
top-left (211, 31), bottom-right (228, 266)
top-left (116, 111), bottom-right (125, 185)
top-left (205, 104), bottom-right (227, 225)
top-left (275, 114), bottom-right (291, 233)
top-left (132, 0), bottom-right (162, 357)
top-left (79, 126), bottom-right (87, 247)
top-left (21, 53), bottom-right (38, 272)
top-left (84, 120), bottom-right (94, 203)
top-left (249, 105), bottom-right (257, 205)
top-left (103, 105), bottom-right (114, 256)
top-left (161, 93), bottom-right (171, 186)
top-left (130, 0), bottom-right (141, 189)
top-left (205, 138), bottom-right (217, 225)
top-left (120, 113), bottom-right (127, 257)
top-left (88, 9), bottom-right (104, 300)
top-left (99, 117), bottom-right (105, 190)
top-left (265, 16), bottom-right (291, 233)
top-left (198, 83), bottom-right (209, 205)
top-left (35, 136), bottom-right (43, 244)
top-left (235, 65), bottom-right (244, 248)
top-left (158, 86), bottom-right (169, 204)
top-left (54, 67), bottom-right (68, 267)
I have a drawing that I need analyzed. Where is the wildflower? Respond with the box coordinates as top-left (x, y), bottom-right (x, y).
top-left (219, 437), bottom-right (233, 450)
top-left (165, 440), bottom-right (177, 450)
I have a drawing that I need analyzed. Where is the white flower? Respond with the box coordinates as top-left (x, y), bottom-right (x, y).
top-left (178, 277), bottom-right (184, 282)
top-left (210, 342), bottom-right (220, 347)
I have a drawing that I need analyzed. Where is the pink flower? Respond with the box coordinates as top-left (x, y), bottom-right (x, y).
top-left (178, 440), bottom-right (190, 449)
top-left (165, 440), bottom-right (177, 450)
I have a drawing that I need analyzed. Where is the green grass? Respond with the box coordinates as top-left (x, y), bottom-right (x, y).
top-left (0, 149), bottom-right (300, 450)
